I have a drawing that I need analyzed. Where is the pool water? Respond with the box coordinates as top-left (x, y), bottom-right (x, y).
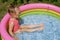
top-left (16, 14), bottom-right (60, 40)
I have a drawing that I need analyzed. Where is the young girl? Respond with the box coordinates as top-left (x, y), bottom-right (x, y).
top-left (8, 5), bottom-right (44, 40)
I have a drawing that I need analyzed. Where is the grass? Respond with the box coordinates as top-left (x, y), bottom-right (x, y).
top-left (0, 35), bottom-right (2, 40)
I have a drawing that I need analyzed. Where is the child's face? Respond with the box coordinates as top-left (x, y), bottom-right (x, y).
top-left (15, 7), bottom-right (20, 15)
top-left (12, 7), bottom-right (20, 18)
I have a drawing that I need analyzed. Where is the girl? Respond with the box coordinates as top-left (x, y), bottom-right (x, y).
top-left (8, 5), bottom-right (44, 40)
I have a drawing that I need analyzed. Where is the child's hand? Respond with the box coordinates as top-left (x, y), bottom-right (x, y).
top-left (15, 29), bottom-right (21, 34)
top-left (14, 37), bottom-right (19, 40)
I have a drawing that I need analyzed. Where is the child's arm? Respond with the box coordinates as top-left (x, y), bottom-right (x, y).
top-left (20, 23), bottom-right (44, 29)
top-left (9, 22), bottom-right (15, 37)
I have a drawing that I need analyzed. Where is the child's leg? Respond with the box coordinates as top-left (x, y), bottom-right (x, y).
top-left (15, 26), bottom-right (44, 34)
top-left (20, 23), bottom-right (44, 29)
top-left (15, 24), bottom-right (44, 33)
top-left (21, 26), bottom-right (44, 32)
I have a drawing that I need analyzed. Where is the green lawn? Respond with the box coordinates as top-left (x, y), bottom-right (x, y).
top-left (0, 35), bottom-right (2, 40)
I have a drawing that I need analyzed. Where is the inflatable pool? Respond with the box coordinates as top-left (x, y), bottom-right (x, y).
top-left (0, 3), bottom-right (60, 40)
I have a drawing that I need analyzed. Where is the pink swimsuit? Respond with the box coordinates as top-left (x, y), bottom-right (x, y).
top-left (9, 18), bottom-right (19, 33)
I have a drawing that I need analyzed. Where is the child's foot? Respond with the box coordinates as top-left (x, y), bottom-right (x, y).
top-left (37, 26), bottom-right (44, 31)
top-left (40, 23), bottom-right (44, 27)
top-left (40, 26), bottom-right (44, 30)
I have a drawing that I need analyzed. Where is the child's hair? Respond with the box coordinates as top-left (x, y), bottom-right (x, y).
top-left (8, 4), bottom-right (16, 14)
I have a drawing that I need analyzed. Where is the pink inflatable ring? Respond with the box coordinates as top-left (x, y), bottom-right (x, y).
top-left (0, 3), bottom-right (60, 40)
